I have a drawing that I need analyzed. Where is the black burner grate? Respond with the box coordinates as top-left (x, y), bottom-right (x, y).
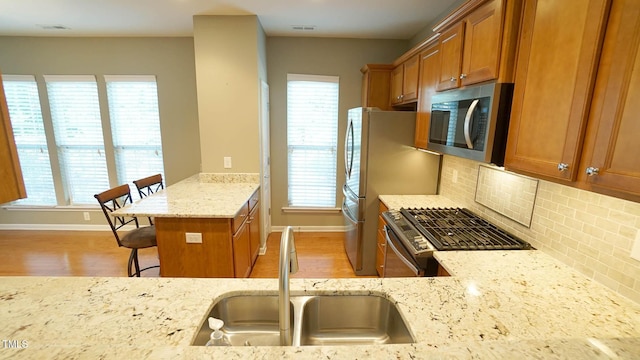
top-left (400, 207), bottom-right (530, 251)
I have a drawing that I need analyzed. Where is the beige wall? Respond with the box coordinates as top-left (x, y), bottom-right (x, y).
top-left (266, 37), bottom-right (408, 228)
top-left (439, 155), bottom-right (640, 304)
top-left (0, 36), bottom-right (201, 226)
top-left (193, 16), bottom-right (263, 173)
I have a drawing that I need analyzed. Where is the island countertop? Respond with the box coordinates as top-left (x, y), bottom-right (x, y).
top-left (112, 173), bottom-right (260, 218)
top-left (1, 250), bottom-right (639, 359)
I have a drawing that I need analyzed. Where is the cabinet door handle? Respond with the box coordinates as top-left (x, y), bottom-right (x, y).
top-left (450, 77), bottom-right (457, 82)
top-left (557, 163), bottom-right (569, 172)
top-left (585, 167), bottom-right (600, 176)
top-left (460, 73), bottom-right (467, 79)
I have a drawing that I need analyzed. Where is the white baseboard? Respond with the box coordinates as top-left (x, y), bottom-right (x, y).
top-left (0, 224), bottom-right (130, 231)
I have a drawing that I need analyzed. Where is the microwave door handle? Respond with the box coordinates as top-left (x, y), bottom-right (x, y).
top-left (463, 99), bottom-right (480, 149)
top-left (384, 226), bottom-right (421, 276)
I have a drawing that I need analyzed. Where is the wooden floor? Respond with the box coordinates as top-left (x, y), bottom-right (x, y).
top-left (0, 230), bottom-right (366, 278)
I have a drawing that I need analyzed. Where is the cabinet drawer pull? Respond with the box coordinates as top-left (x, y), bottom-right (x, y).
top-left (585, 167), bottom-right (600, 176)
top-left (557, 163), bottom-right (569, 172)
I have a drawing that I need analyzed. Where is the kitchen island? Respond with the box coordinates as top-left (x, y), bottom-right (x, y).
top-left (1, 250), bottom-right (639, 359)
top-left (112, 173), bottom-right (261, 278)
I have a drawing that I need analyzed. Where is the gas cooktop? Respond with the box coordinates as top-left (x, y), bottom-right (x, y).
top-left (400, 207), bottom-right (531, 251)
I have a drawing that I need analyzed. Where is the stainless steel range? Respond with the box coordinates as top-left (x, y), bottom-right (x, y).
top-left (382, 207), bottom-right (531, 277)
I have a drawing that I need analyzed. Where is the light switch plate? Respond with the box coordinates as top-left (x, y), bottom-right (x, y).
top-left (224, 157), bottom-right (232, 169)
top-left (631, 230), bottom-right (640, 262)
top-left (452, 169), bottom-right (459, 183)
top-left (185, 232), bottom-right (203, 244)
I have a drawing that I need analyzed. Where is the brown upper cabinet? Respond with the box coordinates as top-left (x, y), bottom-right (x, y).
top-left (0, 71), bottom-right (27, 205)
top-left (390, 54), bottom-right (420, 106)
top-left (506, 0), bottom-right (640, 202)
top-left (360, 64), bottom-right (394, 110)
top-left (577, 0), bottom-right (640, 201)
top-left (415, 37), bottom-right (441, 149)
top-left (434, 0), bottom-right (510, 91)
top-left (504, 0), bottom-right (611, 182)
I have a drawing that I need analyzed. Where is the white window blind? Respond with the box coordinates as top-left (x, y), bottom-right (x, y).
top-left (105, 75), bottom-right (164, 199)
top-left (287, 74), bottom-right (339, 207)
top-left (3, 75), bottom-right (57, 205)
top-left (45, 75), bottom-right (109, 205)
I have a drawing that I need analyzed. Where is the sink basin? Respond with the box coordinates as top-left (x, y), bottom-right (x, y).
top-left (192, 295), bottom-right (293, 346)
top-left (299, 295), bottom-right (414, 345)
top-left (192, 294), bottom-right (414, 346)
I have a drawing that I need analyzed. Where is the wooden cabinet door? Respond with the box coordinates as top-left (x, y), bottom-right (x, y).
top-left (461, 0), bottom-right (504, 86)
top-left (389, 65), bottom-right (404, 104)
top-left (249, 204), bottom-right (261, 266)
top-left (361, 64), bottom-right (393, 110)
top-left (579, 0), bottom-right (640, 200)
top-left (0, 72), bottom-right (27, 204)
top-left (233, 222), bottom-right (252, 278)
top-left (436, 22), bottom-right (464, 91)
top-left (504, 0), bottom-right (611, 182)
top-left (415, 43), bottom-right (441, 149)
top-left (401, 54), bottom-right (420, 102)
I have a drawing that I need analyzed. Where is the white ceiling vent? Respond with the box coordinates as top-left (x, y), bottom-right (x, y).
top-left (38, 24), bottom-right (71, 30)
top-left (291, 25), bottom-right (316, 31)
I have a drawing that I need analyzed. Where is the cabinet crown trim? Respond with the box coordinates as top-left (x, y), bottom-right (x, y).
top-left (432, 0), bottom-right (493, 33)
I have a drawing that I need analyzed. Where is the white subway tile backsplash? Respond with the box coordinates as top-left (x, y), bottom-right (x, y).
top-left (439, 155), bottom-right (640, 304)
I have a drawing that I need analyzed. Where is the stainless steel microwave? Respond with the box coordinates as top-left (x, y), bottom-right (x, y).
top-left (428, 82), bottom-right (514, 166)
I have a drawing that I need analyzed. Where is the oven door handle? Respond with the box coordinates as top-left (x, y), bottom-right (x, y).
top-left (463, 98), bottom-right (479, 149)
top-left (384, 226), bottom-right (421, 276)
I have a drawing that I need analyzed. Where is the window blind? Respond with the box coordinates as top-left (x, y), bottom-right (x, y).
top-left (3, 75), bottom-right (57, 205)
top-left (286, 74), bottom-right (339, 207)
top-left (105, 75), bottom-right (164, 199)
top-left (45, 75), bottom-right (109, 205)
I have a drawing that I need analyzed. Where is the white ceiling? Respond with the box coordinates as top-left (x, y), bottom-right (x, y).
top-left (0, 0), bottom-right (460, 39)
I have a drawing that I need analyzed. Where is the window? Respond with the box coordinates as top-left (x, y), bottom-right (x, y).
top-left (286, 74), bottom-right (339, 207)
top-left (2, 73), bottom-right (165, 208)
top-left (3, 75), bottom-right (56, 205)
top-left (106, 75), bottom-right (164, 199)
top-left (45, 75), bottom-right (109, 205)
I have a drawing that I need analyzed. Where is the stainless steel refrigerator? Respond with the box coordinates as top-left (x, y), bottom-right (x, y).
top-left (342, 107), bottom-right (441, 275)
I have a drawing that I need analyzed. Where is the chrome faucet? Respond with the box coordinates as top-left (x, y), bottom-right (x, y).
top-left (279, 226), bottom-right (298, 346)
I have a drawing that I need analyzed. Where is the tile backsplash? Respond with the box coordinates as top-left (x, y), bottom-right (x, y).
top-left (440, 155), bottom-right (640, 304)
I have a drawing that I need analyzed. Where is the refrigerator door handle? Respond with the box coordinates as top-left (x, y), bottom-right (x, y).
top-left (341, 198), bottom-right (358, 224)
top-left (345, 120), bottom-right (354, 179)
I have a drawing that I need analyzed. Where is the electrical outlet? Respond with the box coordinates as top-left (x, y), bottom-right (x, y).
top-left (83, 212), bottom-right (90, 221)
top-left (631, 230), bottom-right (640, 262)
top-left (224, 157), bottom-right (232, 169)
top-left (185, 232), bottom-right (203, 244)
top-left (452, 169), bottom-right (459, 183)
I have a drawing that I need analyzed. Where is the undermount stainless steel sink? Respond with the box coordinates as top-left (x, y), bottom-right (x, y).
top-left (192, 293), bottom-right (414, 346)
top-left (192, 295), bottom-right (293, 346)
top-left (299, 295), bottom-right (414, 345)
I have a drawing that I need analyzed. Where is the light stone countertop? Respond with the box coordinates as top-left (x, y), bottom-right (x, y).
top-left (2, 194), bottom-right (639, 358)
top-left (112, 173), bottom-right (260, 218)
top-left (1, 250), bottom-right (639, 359)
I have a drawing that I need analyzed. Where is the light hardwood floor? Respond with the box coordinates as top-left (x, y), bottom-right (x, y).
top-left (0, 230), bottom-right (365, 278)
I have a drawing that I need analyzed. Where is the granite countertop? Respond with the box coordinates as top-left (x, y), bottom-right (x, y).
top-left (1, 251), bottom-right (639, 359)
top-left (112, 173), bottom-right (260, 218)
top-left (2, 194), bottom-right (639, 358)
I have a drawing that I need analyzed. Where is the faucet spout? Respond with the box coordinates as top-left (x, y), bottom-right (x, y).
top-left (279, 226), bottom-right (298, 346)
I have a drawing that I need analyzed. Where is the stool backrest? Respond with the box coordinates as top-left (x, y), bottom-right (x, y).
top-left (94, 184), bottom-right (138, 247)
top-left (133, 174), bottom-right (164, 199)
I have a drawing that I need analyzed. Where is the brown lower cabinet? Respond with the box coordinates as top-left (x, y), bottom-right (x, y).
top-left (155, 190), bottom-right (260, 278)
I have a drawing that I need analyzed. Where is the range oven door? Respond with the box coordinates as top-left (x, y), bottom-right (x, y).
top-left (383, 225), bottom-right (424, 277)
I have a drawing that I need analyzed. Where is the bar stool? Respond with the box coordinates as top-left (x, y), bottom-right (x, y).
top-left (94, 184), bottom-right (159, 277)
top-left (133, 174), bottom-right (164, 225)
